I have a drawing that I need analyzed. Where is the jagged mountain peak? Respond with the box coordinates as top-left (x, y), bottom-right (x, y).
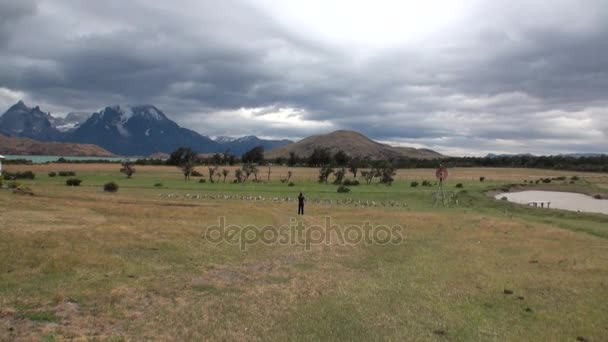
top-left (97, 105), bottom-right (168, 123)
top-left (4, 100), bottom-right (30, 114)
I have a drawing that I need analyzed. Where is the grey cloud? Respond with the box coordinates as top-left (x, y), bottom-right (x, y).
top-left (0, 0), bottom-right (607, 155)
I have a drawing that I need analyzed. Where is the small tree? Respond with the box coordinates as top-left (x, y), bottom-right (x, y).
top-left (333, 168), bottom-right (346, 184)
top-left (120, 161), bottom-right (136, 178)
top-left (348, 157), bottom-right (361, 178)
top-left (208, 166), bottom-right (218, 183)
top-left (242, 163), bottom-right (258, 182)
top-left (222, 169), bottom-right (230, 183)
top-left (235, 169), bottom-right (244, 183)
top-left (361, 170), bottom-right (375, 185)
top-left (379, 165), bottom-right (396, 186)
top-left (169, 147), bottom-right (198, 180)
top-left (318, 165), bottom-right (334, 184)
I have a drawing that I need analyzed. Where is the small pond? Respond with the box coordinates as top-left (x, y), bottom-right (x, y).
top-left (495, 190), bottom-right (608, 215)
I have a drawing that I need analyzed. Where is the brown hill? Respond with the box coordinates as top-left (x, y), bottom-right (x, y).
top-left (266, 130), bottom-right (443, 160)
top-left (0, 134), bottom-right (117, 157)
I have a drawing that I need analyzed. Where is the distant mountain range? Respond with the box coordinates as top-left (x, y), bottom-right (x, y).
top-left (486, 153), bottom-right (606, 158)
top-left (212, 135), bottom-right (293, 156)
top-left (266, 130), bottom-right (444, 160)
top-left (0, 134), bottom-right (115, 157)
top-left (0, 101), bottom-right (292, 156)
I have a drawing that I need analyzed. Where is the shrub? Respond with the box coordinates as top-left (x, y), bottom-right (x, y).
top-left (58, 171), bottom-right (76, 177)
top-left (154, 183), bottom-right (164, 187)
top-left (553, 176), bottom-right (566, 181)
top-left (571, 176), bottom-right (580, 181)
top-left (8, 181), bottom-right (21, 189)
top-left (501, 196), bottom-right (508, 201)
top-left (594, 194), bottom-right (602, 200)
top-left (103, 182), bottom-right (119, 193)
top-left (411, 181), bottom-right (419, 187)
top-left (422, 180), bottom-right (432, 187)
top-left (199, 179), bottom-right (206, 183)
top-left (479, 176), bottom-right (485, 182)
top-left (455, 183), bottom-right (464, 188)
top-left (542, 178), bottom-right (552, 184)
top-left (66, 178), bottom-right (82, 186)
top-left (343, 179), bottom-right (360, 186)
top-left (288, 182), bottom-right (295, 187)
top-left (337, 185), bottom-right (350, 193)
top-left (48, 172), bottom-right (57, 177)
top-left (3, 171), bottom-right (35, 180)
top-left (191, 170), bottom-right (203, 177)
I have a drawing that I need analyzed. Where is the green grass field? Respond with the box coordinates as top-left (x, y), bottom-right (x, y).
top-left (1, 164), bottom-right (607, 341)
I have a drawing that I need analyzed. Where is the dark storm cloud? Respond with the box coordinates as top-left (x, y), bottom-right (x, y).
top-left (0, 0), bottom-right (606, 155)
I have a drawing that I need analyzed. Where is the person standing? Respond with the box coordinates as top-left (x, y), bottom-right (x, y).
top-left (298, 192), bottom-right (305, 215)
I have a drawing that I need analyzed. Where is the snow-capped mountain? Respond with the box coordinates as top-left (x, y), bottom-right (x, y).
top-left (0, 101), bottom-right (61, 140)
top-left (68, 105), bottom-right (220, 156)
top-left (213, 135), bottom-right (293, 155)
top-left (51, 112), bottom-right (92, 132)
top-left (0, 101), bottom-right (293, 156)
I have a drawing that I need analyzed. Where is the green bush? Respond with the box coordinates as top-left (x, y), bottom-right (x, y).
top-left (410, 181), bottom-right (419, 187)
top-left (48, 172), bottom-right (57, 177)
top-left (199, 179), bottom-right (206, 183)
top-left (154, 183), bottom-right (164, 187)
top-left (8, 181), bottom-right (21, 189)
top-left (479, 176), bottom-right (485, 182)
top-left (104, 182), bottom-right (119, 193)
top-left (337, 185), bottom-right (350, 193)
top-left (3, 171), bottom-right (35, 180)
top-left (455, 183), bottom-right (464, 188)
top-left (288, 182), bottom-right (295, 187)
top-left (58, 171), bottom-right (76, 177)
top-left (542, 178), bottom-right (552, 184)
top-left (66, 178), bottom-right (82, 186)
top-left (571, 176), bottom-right (580, 181)
top-left (422, 180), bottom-right (432, 187)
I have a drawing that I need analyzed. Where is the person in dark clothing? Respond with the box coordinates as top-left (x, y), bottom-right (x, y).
top-left (298, 193), bottom-right (305, 215)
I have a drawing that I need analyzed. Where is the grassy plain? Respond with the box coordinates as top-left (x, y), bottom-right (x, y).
top-left (1, 164), bottom-right (607, 341)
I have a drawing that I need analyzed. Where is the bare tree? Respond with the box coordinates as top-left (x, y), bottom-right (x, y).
top-left (120, 161), bottom-right (136, 178)
top-left (208, 166), bottom-right (218, 183)
top-left (235, 169), bottom-right (243, 183)
top-left (222, 169), bottom-right (230, 183)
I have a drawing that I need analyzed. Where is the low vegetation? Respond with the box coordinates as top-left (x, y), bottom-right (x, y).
top-left (103, 181), bottom-right (119, 192)
top-left (65, 178), bottom-right (82, 186)
top-left (1, 164), bottom-right (607, 340)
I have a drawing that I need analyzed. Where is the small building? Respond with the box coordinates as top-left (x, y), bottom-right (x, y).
top-left (0, 155), bottom-right (4, 176)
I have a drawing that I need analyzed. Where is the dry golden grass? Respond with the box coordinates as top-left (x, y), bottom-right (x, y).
top-left (0, 165), bottom-right (607, 340)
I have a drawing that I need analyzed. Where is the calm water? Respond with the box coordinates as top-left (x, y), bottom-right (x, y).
top-left (496, 190), bottom-right (608, 215)
top-left (3, 155), bottom-right (125, 163)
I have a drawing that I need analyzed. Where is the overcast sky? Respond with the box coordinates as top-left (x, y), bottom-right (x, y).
top-left (1, 0), bottom-right (607, 156)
